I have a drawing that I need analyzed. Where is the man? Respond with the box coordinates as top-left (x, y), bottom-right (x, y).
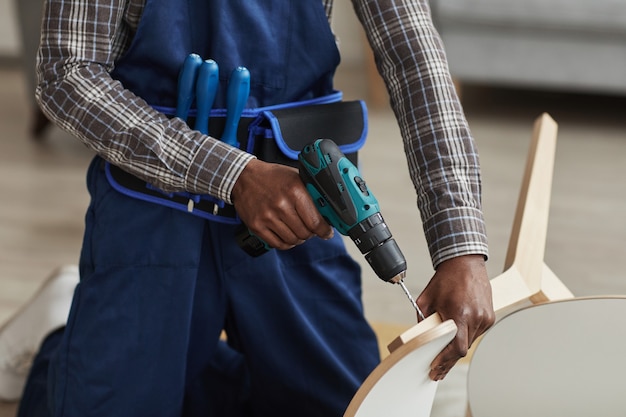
top-left (14, 0), bottom-right (494, 415)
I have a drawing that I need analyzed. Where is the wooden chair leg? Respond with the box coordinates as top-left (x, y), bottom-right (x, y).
top-left (490, 113), bottom-right (572, 319)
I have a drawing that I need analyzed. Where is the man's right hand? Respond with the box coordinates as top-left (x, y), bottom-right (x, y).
top-left (231, 159), bottom-right (334, 250)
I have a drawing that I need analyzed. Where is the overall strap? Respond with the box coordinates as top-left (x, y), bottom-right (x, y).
top-left (111, 0), bottom-right (340, 108)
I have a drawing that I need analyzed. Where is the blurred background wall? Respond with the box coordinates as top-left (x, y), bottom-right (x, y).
top-left (0, 0), bottom-right (20, 59)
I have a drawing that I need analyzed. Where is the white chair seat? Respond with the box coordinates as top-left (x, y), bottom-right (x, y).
top-left (468, 297), bottom-right (626, 417)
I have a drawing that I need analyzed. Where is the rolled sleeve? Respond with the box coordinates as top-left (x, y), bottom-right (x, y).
top-left (185, 139), bottom-right (256, 204)
top-left (423, 207), bottom-right (489, 268)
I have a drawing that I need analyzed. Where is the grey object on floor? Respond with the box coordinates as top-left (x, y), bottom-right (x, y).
top-left (431, 0), bottom-right (626, 95)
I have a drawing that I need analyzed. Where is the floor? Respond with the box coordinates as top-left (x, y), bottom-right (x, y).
top-left (1, 62), bottom-right (625, 416)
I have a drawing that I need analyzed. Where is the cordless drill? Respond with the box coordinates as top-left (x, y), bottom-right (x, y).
top-left (236, 139), bottom-right (424, 317)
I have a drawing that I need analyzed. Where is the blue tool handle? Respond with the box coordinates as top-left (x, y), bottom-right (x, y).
top-left (221, 66), bottom-right (250, 146)
top-left (175, 53), bottom-right (203, 120)
top-left (194, 59), bottom-right (219, 134)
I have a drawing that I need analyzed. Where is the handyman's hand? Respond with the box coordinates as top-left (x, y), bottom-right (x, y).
top-left (416, 254), bottom-right (495, 381)
top-left (231, 159), bottom-right (333, 250)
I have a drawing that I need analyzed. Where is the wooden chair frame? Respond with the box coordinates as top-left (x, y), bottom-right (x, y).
top-left (346, 113), bottom-right (575, 417)
top-left (489, 113), bottom-right (573, 319)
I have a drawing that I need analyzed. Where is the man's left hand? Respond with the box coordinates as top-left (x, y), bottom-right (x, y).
top-left (416, 254), bottom-right (495, 381)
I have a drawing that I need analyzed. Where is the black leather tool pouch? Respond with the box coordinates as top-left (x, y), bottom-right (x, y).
top-left (245, 99), bottom-right (367, 167)
top-left (104, 94), bottom-right (368, 224)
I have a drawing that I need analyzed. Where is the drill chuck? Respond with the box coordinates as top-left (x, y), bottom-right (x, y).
top-left (348, 212), bottom-right (392, 253)
top-left (349, 212), bottom-right (407, 283)
top-left (364, 239), bottom-right (407, 283)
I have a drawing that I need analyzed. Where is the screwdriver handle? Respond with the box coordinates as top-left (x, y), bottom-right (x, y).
top-left (175, 53), bottom-right (203, 121)
top-left (221, 66), bottom-right (250, 147)
top-left (195, 59), bottom-right (219, 134)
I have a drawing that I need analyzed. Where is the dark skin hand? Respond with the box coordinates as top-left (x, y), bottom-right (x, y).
top-left (416, 254), bottom-right (495, 381)
top-left (231, 159), bottom-right (334, 249)
top-left (232, 160), bottom-right (494, 382)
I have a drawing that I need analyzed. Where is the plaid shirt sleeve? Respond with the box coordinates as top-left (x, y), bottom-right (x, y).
top-left (352, 0), bottom-right (489, 267)
top-left (35, 0), bottom-right (254, 204)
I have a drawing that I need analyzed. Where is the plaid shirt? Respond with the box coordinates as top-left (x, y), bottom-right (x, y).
top-left (36, 0), bottom-right (488, 267)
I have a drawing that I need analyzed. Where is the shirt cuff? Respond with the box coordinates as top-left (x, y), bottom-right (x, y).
top-left (423, 207), bottom-right (489, 269)
top-left (184, 136), bottom-right (256, 205)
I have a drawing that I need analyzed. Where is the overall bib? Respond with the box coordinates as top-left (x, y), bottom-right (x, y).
top-left (23, 1), bottom-right (381, 416)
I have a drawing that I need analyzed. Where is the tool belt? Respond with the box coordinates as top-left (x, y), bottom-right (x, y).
top-left (105, 93), bottom-right (368, 224)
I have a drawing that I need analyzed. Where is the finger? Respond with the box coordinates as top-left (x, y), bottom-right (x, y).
top-left (466, 318), bottom-right (485, 348)
top-left (247, 191), bottom-right (312, 247)
top-left (429, 326), bottom-right (469, 381)
top-left (255, 227), bottom-right (301, 251)
top-left (429, 361), bottom-right (456, 381)
top-left (284, 215), bottom-right (317, 242)
top-left (464, 309), bottom-right (493, 348)
top-left (429, 344), bottom-right (462, 381)
top-left (294, 193), bottom-right (333, 240)
top-left (275, 204), bottom-right (319, 243)
top-left (266, 222), bottom-right (306, 250)
top-left (249, 216), bottom-right (303, 250)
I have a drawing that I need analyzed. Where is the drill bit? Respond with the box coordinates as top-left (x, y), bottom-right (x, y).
top-left (398, 279), bottom-right (426, 321)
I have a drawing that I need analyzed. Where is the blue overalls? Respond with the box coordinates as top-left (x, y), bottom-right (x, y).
top-left (19, 1), bottom-right (380, 416)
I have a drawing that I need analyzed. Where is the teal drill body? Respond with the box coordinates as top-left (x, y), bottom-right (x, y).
top-left (237, 139), bottom-right (408, 284)
top-left (298, 140), bottom-right (380, 236)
